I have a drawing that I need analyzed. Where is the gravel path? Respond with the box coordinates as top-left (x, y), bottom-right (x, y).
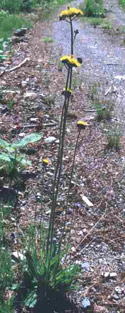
top-left (53, 0), bottom-right (125, 127)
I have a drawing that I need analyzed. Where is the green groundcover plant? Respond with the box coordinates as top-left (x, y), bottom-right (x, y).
top-left (0, 10), bottom-right (31, 42)
top-left (84, 0), bottom-right (104, 17)
top-left (0, 133), bottom-right (42, 182)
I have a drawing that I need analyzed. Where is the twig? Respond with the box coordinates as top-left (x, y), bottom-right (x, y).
top-left (0, 58), bottom-right (29, 76)
top-left (74, 207), bottom-right (108, 255)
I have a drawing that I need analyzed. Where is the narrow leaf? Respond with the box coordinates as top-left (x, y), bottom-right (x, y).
top-left (0, 139), bottom-right (10, 149)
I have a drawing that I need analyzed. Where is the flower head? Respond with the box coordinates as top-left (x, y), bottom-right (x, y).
top-left (59, 7), bottom-right (84, 20)
top-left (77, 121), bottom-right (88, 130)
top-left (62, 88), bottom-right (72, 97)
top-left (43, 158), bottom-right (50, 166)
top-left (60, 55), bottom-right (81, 68)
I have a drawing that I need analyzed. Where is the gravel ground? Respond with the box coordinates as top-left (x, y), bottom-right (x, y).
top-left (53, 0), bottom-right (125, 128)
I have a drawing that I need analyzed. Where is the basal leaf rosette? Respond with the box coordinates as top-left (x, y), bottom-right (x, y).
top-left (60, 55), bottom-right (81, 68)
top-left (77, 121), bottom-right (88, 130)
top-left (59, 7), bottom-right (84, 20)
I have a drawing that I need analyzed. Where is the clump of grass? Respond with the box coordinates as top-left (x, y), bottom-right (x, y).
top-left (85, 16), bottom-right (102, 26)
top-left (119, 0), bottom-right (125, 10)
top-left (101, 19), bottom-right (111, 29)
top-left (84, 0), bottom-right (105, 17)
top-left (106, 123), bottom-right (122, 151)
top-left (0, 12), bottom-right (32, 41)
top-left (42, 37), bottom-right (53, 43)
top-left (94, 101), bottom-right (112, 121)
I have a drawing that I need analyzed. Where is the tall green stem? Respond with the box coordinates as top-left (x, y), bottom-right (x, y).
top-left (46, 17), bottom-right (74, 258)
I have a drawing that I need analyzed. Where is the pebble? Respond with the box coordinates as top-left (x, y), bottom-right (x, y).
top-left (12, 251), bottom-right (25, 262)
top-left (81, 262), bottom-right (90, 271)
top-left (14, 28), bottom-right (27, 37)
top-left (67, 208), bottom-right (72, 214)
top-left (115, 286), bottom-right (122, 294)
top-left (82, 297), bottom-right (91, 309)
top-left (114, 293), bottom-right (119, 300)
top-left (45, 136), bottom-right (56, 144)
top-left (110, 272), bottom-right (117, 278)
top-left (24, 91), bottom-right (37, 100)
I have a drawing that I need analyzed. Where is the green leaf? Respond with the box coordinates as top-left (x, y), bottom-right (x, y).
top-left (25, 290), bottom-right (37, 308)
top-left (0, 139), bottom-right (10, 149)
top-left (0, 153), bottom-right (11, 163)
top-left (16, 156), bottom-right (32, 167)
top-left (13, 133), bottom-right (43, 148)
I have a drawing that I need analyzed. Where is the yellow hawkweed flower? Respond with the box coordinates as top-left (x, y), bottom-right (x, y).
top-left (77, 121), bottom-right (88, 130)
top-left (43, 158), bottom-right (50, 166)
top-left (59, 7), bottom-right (84, 20)
top-left (62, 88), bottom-right (72, 96)
top-left (60, 55), bottom-right (80, 68)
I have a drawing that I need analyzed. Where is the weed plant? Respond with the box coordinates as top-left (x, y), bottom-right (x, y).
top-left (0, 10), bottom-right (31, 41)
top-left (13, 6), bottom-right (86, 312)
top-left (106, 124), bottom-right (122, 151)
top-left (119, 0), bottom-right (125, 9)
top-left (0, 205), bottom-right (14, 312)
top-left (94, 101), bottom-right (112, 121)
top-left (0, 0), bottom-right (72, 13)
top-left (84, 0), bottom-right (104, 17)
top-left (0, 133), bottom-right (42, 185)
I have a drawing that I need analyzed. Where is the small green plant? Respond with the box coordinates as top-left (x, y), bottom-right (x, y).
top-left (8, 100), bottom-right (14, 110)
top-left (86, 16), bottom-right (102, 26)
top-left (101, 19), bottom-right (111, 29)
top-left (42, 37), bottom-right (53, 43)
top-left (0, 300), bottom-right (14, 313)
top-left (0, 249), bottom-right (14, 299)
top-left (0, 12), bottom-right (31, 41)
top-left (84, 0), bottom-right (104, 17)
top-left (106, 124), bottom-right (122, 151)
top-left (119, 0), bottom-right (125, 9)
top-left (15, 245), bottom-right (79, 310)
top-left (0, 133), bottom-right (42, 182)
top-left (94, 101), bottom-right (112, 121)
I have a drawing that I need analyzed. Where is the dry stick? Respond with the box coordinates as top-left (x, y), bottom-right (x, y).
top-left (74, 207), bottom-right (108, 257)
top-left (0, 58), bottom-right (29, 76)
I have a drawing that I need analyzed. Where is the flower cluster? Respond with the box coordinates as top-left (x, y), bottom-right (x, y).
top-left (60, 55), bottom-right (81, 68)
top-left (59, 7), bottom-right (84, 20)
top-left (62, 88), bottom-right (72, 96)
top-left (43, 158), bottom-right (50, 166)
top-left (77, 121), bottom-right (88, 130)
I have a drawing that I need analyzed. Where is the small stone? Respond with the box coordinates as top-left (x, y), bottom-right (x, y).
top-left (114, 293), bottom-right (119, 300)
top-left (14, 28), bottom-right (27, 37)
top-left (67, 208), bottom-right (72, 214)
top-left (82, 297), bottom-right (91, 309)
top-left (36, 192), bottom-right (42, 202)
top-left (12, 252), bottom-right (25, 262)
top-left (115, 286), bottom-right (122, 294)
top-left (45, 136), bottom-right (56, 144)
top-left (110, 272), bottom-right (117, 278)
top-left (101, 272), bottom-right (110, 278)
top-left (81, 262), bottom-right (90, 271)
top-left (21, 78), bottom-right (29, 87)
top-left (30, 117), bottom-right (38, 123)
top-left (24, 91), bottom-right (37, 100)
top-left (19, 132), bottom-right (26, 138)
